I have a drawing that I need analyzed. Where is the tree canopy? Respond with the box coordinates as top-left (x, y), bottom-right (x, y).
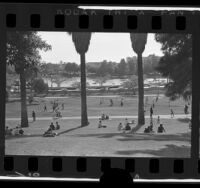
top-left (155, 34), bottom-right (192, 100)
top-left (7, 31), bottom-right (51, 74)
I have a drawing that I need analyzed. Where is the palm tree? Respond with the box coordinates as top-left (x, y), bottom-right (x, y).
top-left (69, 32), bottom-right (91, 126)
top-left (130, 33), bottom-right (148, 125)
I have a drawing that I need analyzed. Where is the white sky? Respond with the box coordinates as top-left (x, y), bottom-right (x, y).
top-left (38, 32), bottom-right (164, 64)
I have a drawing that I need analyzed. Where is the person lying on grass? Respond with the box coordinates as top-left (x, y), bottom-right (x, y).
top-left (98, 120), bottom-right (107, 128)
top-left (43, 127), bottom-right (57, 137)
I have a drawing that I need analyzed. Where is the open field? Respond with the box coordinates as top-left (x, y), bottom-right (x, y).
top-left (5, 95), bottom-right (192, 157)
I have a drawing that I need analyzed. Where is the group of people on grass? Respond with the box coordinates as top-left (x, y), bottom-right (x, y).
top-left (144, 116), bottom-right (166, 134)
top-left (5, 125), bottom-right (24, 136)
top-left (118, 118), bottom-right (135, 132)
top-left (43, 100), bottom-right (64, 117)
top-left (99, 98), bottom-right (124, 107)
top-left (43, 122), bottom-right (60, 137)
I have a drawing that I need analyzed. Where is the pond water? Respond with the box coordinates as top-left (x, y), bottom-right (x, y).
top-left (43, 77), bottom-right (168, 88)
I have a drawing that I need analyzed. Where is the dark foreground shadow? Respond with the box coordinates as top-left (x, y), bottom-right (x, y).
top-left (115, 144), bottom-right (190, 158)
top-left (57, 125), bottom-right (86, 136)
top-left (100, 168), bottom-right (133, 186)
top-left (177, 117), bottom-right (191, 123)
top-left (72, 132), bottom-right (191, 142)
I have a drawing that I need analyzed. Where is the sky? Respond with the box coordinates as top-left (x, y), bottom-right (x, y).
top-left (38, 32), bottom-right (164, 64)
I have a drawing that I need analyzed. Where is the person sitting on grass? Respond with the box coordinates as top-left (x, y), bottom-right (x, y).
top-left (18, 127), bottom-right (24, 135)
top-left (157, 124), bottom-right (166, 133)
top-left (149, 124), bottom-right (154, 133)
top-left (118, 122), bottom-right (123, 131)
top-left (50, 122), bottom-right (55, 130)
top-left (56, 122), bottom-right (60, 130)
top-left (144, 127), bottom-right (150, 133)
top-left (98, 120), bottom-right (107, 128)
top-left (14, 126), bottom-right (20, 136)
top-left (55, 110), bottom-right (62, 117)
top-left (5, 126), bottom-right (13, 136)
top-left (124, 118), bottom-right (129, 126)
top-left (43, 127), bottom-right (57, 137)
top-left (125, 123), bottom-right (131, 131)
top-left (101, 114), bottom-right (109, 120)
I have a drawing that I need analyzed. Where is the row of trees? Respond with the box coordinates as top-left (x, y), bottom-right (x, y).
top-left (36, 54), bottom-right (160, 79)
top-left (87, 55), bottom-right (160, 77)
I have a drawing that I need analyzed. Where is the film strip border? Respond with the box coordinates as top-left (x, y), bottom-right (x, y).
top-left (3, 156), bottom-right (200, 179)
top-left (2, 10), bottom-right (196, 32)
top-left (0, 4), bottom-right (200, 179)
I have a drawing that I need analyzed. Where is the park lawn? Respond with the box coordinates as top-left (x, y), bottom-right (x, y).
top-left (5, 117), bottom-right (191, 157)
top-left (5, 95), bottom-right (191, 118)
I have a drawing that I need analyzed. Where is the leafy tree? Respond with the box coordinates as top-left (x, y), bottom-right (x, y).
top-left (51, 75), bottom-right (67, 87)
top-left (155, 34), bottom-right (192, 100)
top-left (126, 57), bottom-right (137, 75)
top-left (69, 32), bottom-right (91, 126)
top-left (64, 62), bottom-right (80, 77)
top-left (32, 78), bottom-right (49, 94)
top-left (116, 58), bottom-right (128, 76)
top-left (7, 31), bottom-right (51, 127)
top-left (130, 33), bottom-right (148, 126)
top-left (95, 75), bottom-right (110, 87)
top-left (123, 75), bottom-right (138, 95)
top-left (97, 60), bottom-right (109, 76)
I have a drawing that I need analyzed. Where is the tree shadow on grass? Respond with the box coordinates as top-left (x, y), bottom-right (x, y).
top-left (177, 117), bottom-right (191, 123)
top-left (5, 124), bottom-right (87, 140)
top-left (72, 132), bottom-right (191, 142)
top-left (114, 144), bottom-right (190, 158)
top-left (57, 125), bottom-right (86, 136)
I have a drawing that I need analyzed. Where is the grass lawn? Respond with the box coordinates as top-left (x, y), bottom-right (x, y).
top-left (5, 95), bottom-right (192, 157)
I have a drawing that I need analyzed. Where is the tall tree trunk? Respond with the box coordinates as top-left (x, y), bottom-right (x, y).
top-left (20, 71), bottom-right (29, 127)
top-left (137, 53), bottom-right (145, 125)
top-left (80, 53), bottom-right (89, 126)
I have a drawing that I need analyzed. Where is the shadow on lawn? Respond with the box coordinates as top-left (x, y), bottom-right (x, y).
top-left (115, 144), bottom-right (190, 157)
top-left (57, 125), bottom-right (85, 136)
top-left (72, 132), bottom-right (191, 142)
top-left (5, 125), bottom-right (86, 140)
top-left (177, 117), bottom-right (191, 123)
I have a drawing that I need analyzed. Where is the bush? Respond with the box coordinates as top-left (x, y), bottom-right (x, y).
top-left (32, 78), bottom-right (49, 94)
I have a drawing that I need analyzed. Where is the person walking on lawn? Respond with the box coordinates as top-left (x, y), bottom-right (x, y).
top-left (120, 98), bottom-right (124, 107)
top-left (44, 104), bottom-right (47, 112)
top-left (32, 110), bottom-right (36, 122)
top-left (170, 108), bottom-right (174, 118)
top-left (150, 106), bottom-right (153, 118)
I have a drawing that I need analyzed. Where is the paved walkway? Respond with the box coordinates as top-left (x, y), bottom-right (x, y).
top-left (6, 114), bottom-right (191, 121)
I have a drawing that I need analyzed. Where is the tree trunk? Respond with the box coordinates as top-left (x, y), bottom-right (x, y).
top-left (137, 53), bottom-right (145, 125)
top-left (20, 71), bottom-right (29, 127)
top-left (80, 53), bottom-right (89, 126)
